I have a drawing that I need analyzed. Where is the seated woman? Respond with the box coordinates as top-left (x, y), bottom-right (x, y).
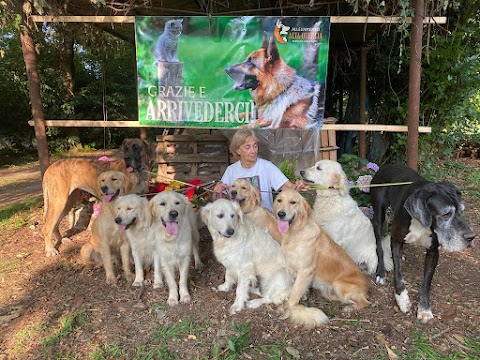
top-left (213, 128), bottom-right (307, 211)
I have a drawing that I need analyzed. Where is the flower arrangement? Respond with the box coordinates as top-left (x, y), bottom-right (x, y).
top-left (147, 178), bottom-right (210, 208)
top-left (337, 154), bottom-right (379, 218)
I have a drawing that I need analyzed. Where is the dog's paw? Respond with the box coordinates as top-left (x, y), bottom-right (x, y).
top-left (395, 290), bottom-right (411, 313)
top-left (180, 293), bottom-right (191, 304)
top-left (218, 283), bottom-right (231, 292)
top-left (375, 275), bottom-right (387, 285)
top-left (132, 280), bottom-right (144, 287)
top-left (153, 281), bottom-right (164, 289)
top-left (229, 302), bottom-right (244, 315)
top-left (125, 273), bottom-right (135, 283)
top-left (45, 247), bottom-right (60, 257)
top-left (417, 307), bottom-right (434, 323)
top-left (105, 275), bottom-right (117, 285)
top-left (247, 298), bottom-right (266, 309)
top-left (167, 297), bottom-right (179, 306)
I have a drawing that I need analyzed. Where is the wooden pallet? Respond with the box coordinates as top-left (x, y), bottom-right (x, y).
top-left (319, 117), bottom-right (339, 160)
top-left (155, 134), bottom-right (230, 183)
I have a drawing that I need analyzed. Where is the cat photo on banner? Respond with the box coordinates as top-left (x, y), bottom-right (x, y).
top-left (153, 18), bottom-right (183, 64)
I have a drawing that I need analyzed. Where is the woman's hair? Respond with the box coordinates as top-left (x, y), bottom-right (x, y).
top-left (229, 128), bottom-right (259, 155)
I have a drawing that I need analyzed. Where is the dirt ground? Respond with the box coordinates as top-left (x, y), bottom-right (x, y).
top-left (0, 157), bottom-right (479, 359)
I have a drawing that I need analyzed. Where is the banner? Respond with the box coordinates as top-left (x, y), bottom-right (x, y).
top-left (135, 16), bottom-right (330, 129)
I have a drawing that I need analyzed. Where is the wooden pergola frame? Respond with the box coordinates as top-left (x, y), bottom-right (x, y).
top-left (26, 9), bottom-right (439, 176)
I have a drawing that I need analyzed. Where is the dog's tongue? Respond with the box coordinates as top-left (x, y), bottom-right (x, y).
top-left (166, 221), bottom-right (179, 236)
top-left (277, 220), bottom-right (290, 234)
top-left (103, 194), bottom-right (114, 202)
top-left (118, 224), bottom-right (127, 232)
top-left (127, 166), bottom-right (134, 173)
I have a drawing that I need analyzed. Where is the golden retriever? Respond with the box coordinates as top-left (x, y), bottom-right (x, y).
top-left (148, 191), bottom-right (203, 306)
top-left (301, 160), bottom-right (393, 279)
top-left (229, 178), bottom-right (283, 243)
top-left (273, 189), bottom-right (370, 313)
top-left (114, 194), bottom-right (164, 288)
top-left (81, 170), bottom-right (136, 284)
top-left (201, 199), bottom-right (329, 327)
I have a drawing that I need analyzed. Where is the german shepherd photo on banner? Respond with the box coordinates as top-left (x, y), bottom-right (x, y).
top-left (225, 33), bottom-right (324, 129)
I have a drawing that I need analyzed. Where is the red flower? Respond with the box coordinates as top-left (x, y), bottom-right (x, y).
top-left (147, 182), bottom-right (169, 200)
top-left (183, 178), bottom-right (204, 200)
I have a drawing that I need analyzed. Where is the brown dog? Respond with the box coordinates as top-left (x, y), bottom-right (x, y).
top-left (42, 138), bottom-right (151, 257)
top-left (273, 189), bottom-right (369, 312)
top-left (80, 170), bottom-right (137, 284)
top-left (229, 178), bottom-right (283, 243)
top-left (225, 33), bottom-right (322, 129)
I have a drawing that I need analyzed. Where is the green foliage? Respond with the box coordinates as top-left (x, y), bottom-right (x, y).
top-left (337, 154), bottom-right (378, 208)
top-left (279, 159), bottom-right (299, 182)
top-left (0, 196), bottom-right (43, 230)
top-left (43, 307), bottom-right (89, 348)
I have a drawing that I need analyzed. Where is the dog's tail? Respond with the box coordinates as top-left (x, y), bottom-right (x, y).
top-left (284, 305), bottom-right (329, 328)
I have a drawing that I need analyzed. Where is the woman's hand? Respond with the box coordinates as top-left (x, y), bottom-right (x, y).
top-left (213, 181), bottom-right (228, 194)
top-left (294, 179), bottom-right (309, 191)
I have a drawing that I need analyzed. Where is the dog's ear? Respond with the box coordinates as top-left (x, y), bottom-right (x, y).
top-left (200, 202), bottom-right (212, 225)
top-left (252, 186), bottom-right (261, 206)
top-left (330, 172), bottom-right (349, 196)
top-left (121, 138), bottom-right (130, 152)
top-left (147, 196), bottom-right (158, 219)
top-left (295, 194), bottom-right (311, 227)
top-left (266, 35), bottom-right (280, 62)
top-left (232, 201), bottom-right (244, 224)
top-left (404, 190), bottom-right (432, 228)
top-left (140, 197), bottom-right (153, 226)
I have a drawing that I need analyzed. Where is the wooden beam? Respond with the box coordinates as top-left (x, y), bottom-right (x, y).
top-left (31, 15), bottom-right (447, 24)
top-left (27, 120), bottom-right (431, 133)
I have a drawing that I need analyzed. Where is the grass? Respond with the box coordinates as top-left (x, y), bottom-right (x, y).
top-left (0, 196), bottom-right (43, 230)
top-left (12, 321), bottom-right (47, 352)
top-left (43, 307), bottom-right (89, 349)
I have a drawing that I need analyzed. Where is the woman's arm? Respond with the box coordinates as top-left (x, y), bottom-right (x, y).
top-left (280, 179), bottom-right (308, 191)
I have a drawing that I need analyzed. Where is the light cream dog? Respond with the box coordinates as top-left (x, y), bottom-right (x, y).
top-left (229, 178), bottom-right (283, 243)
top-left (114, 194), bottom-right (163, 289)
top-left (42, 138), bottom-right (151, 257)
top-left (274, 189), bottom-right (370, 313)
top-left (149, 191), bottom-right (203, 306)
top-left (201, 199), bottom-right (329, 327)
top-left (81, 170), bottom-right (135, 284)
top-left (300, 159), bottom-right (393, 279)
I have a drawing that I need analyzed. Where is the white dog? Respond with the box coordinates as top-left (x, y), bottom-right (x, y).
top-left (301, 160), bottom-right (393, 281)
top-left (201, 199), bottom-right (329, 327)
top-left (148, 191), bottom-right (204, 306)
top-left (114, 194), bottom-right (164, 288)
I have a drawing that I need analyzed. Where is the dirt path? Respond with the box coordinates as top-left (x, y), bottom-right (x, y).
top-left (0, 150), bottom-right (117, 210)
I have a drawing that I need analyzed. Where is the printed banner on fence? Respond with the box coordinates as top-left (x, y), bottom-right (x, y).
top-left (135, 16), bottom-right (330, 129)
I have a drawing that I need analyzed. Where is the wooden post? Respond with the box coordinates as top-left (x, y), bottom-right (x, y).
top-left (359, 45), bottom-right (367, 158)
top-left (407, 0), bottom-right (424, 170)
top-left (17, 0), bottom-right (50, 178)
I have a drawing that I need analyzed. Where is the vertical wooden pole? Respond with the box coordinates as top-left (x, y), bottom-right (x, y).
top-left (407, 0), bottom-right (424, 170)
top-left (17, 2), bottom-right (50, 178)
top-left (359, 45), bottom-right (367, 158)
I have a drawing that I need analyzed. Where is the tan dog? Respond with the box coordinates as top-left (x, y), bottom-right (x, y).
top-left (229, 178), bottom-right (283, 243)
top-left (114, 194), bottom-right (163, 289)
top-left (148, 191), bottom-right (204, 306)
top-left (80, 170), bottom-right (136, 284)
top-left (42, 138), bottom-right (151, 257)
top-left (273, 189), bottom-right (370, 313)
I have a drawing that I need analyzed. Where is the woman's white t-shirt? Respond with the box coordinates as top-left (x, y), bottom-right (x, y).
top-left (220, 158), bottom-right (288, 211)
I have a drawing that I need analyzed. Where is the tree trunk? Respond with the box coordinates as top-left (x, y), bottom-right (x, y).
top-left (17, 3), bottom-right (50, 178)
top-left (407, 0), bottom-right (424, 170)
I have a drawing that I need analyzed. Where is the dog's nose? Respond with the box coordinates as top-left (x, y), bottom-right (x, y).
top-left (277, 210), bottom-right (286, 219)
top-left (465, 229), bottom-right (476, 244)
top-left (231, 190), bottom-right (237, 198)
top-left (101, 185), bottom-right (108, 194)
top-left (115, 217), bottom-right (122, 224)
top-left (169, 210), bottom-right (178, 219)
top-left (226, 228), bottom-right (234, 236)
top-left (300, 170), bottom-right (305, 177)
